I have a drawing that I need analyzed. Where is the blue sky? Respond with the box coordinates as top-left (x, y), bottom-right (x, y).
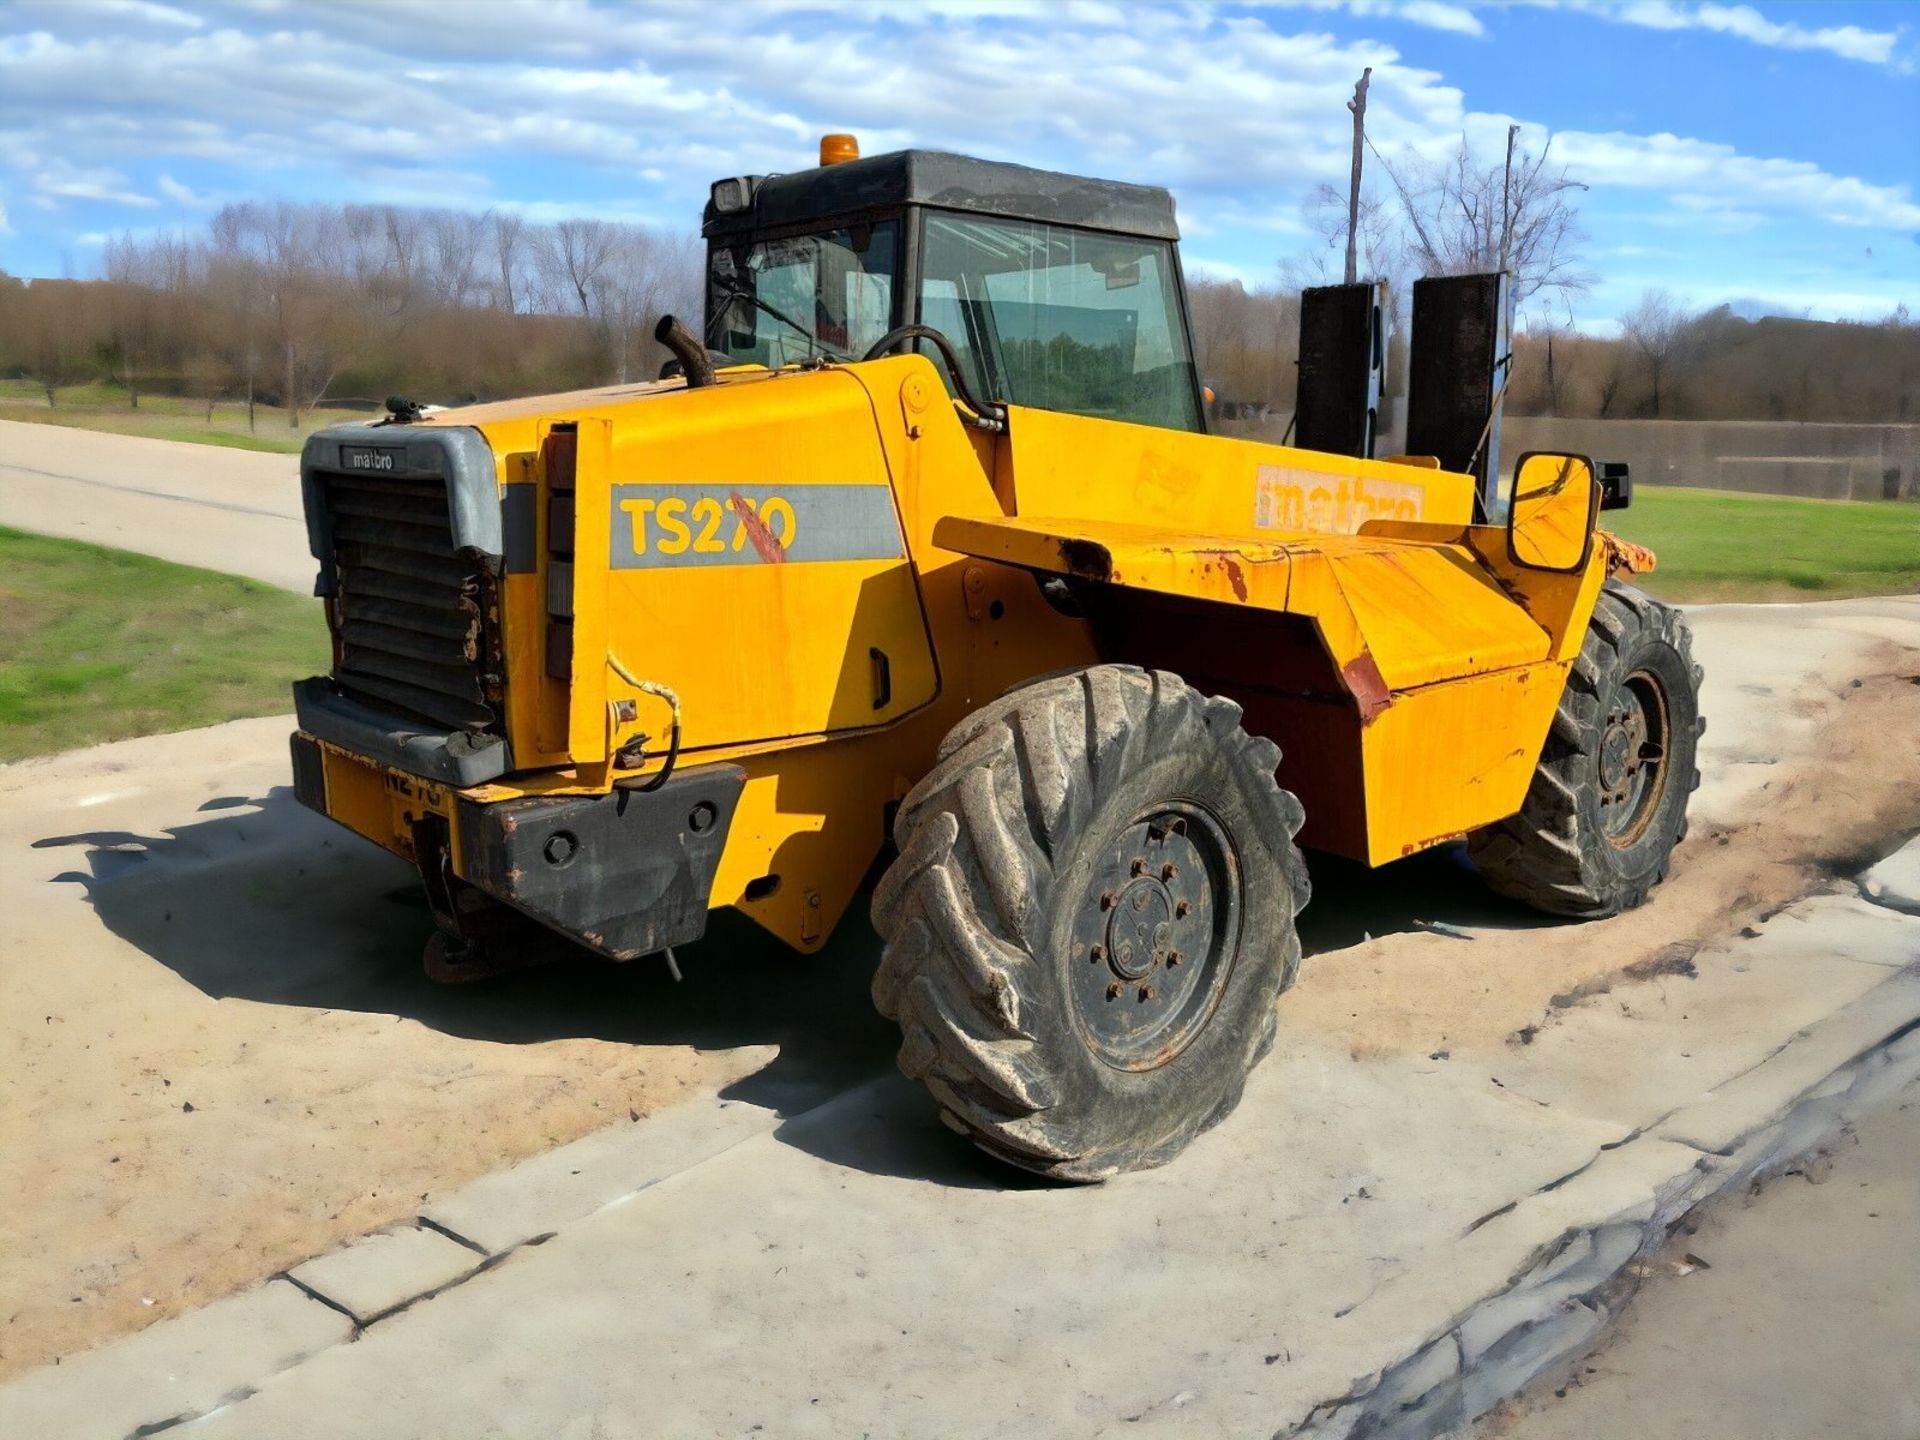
top-left (1, 0), bottom-right (1915, 329)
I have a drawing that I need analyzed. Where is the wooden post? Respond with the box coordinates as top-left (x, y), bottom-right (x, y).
top-left (1345, 67), bottom-right (1370, 285)
top-left (1498, 123), bottom-right (1519, 274)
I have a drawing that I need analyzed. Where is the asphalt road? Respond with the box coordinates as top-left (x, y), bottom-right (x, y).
top-left (0, 419), bottom-right (311, 591)
top-left (1484, 1080), bottom-right (1920, 1440)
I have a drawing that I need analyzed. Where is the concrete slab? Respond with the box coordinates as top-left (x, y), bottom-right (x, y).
top-left (0, 1280), bottom-right (349, 1440)
top-left (1656, 967), bottom-right (1920, 1153)
top-left (1862, 831), bottom-right (1920, 916)
top-left (285, 1223), bottom-right (485, 1326)
top-left (421, 1092), bottom-right (784, 1256)
top-left (166, 1043), bottom-right (1629, 1440)
top-left (1460, 892), bottom-right (1920, 1132)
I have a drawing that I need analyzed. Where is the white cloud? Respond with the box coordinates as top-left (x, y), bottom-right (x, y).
top-left (12, 0), bottom-right (204, 26)
top-left (1355, 0), bottom-right (1484, 37)
top-left (1554, 130), bottom-right (1920, 231)
top-left (1540, 1), bottom-right (1900, 67)
top-left (30, 160), bottom-right (156, 208)
top-left (156, 174), bottom-right (207, 206)
top-left (1264, 0), bottom-right (1486, 37)
top-left (0, 199), bottom-right (10, 235)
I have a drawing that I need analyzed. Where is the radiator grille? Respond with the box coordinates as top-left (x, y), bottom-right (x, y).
top-left (318, 472), bottom-right (498, 732)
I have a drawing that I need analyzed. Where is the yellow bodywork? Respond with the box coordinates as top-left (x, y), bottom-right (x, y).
top-left (300, 353), bottom-right (1616, 953)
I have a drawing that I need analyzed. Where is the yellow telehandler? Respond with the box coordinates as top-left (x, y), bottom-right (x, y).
top-left (289, 137), bottom-right (1701, 1179)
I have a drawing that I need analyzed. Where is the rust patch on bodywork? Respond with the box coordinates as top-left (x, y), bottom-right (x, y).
top-left (1598, 530), bottom-right (1656, 578)
top-left (729, 490), bottom-right (788, 564)
top-left (1211, 553), bottom-right (1250, 602)
top-left (1059, 537), bottom-right (1115, 581)
top-left (1401, 829), bottom-right (1466, 857)
top-left (1341, 650), bottom-right (1393, 725)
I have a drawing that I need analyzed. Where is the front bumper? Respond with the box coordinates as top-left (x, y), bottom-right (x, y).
top-left (293, 677), bottom-right (511, 788)
top-left (290, 732), bottom-right (745, 960)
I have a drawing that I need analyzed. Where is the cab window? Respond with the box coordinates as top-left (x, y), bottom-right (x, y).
top-left (917, 212), bottom-right (1202, 432)
top-left (710, 221), bottom-right (899, 366)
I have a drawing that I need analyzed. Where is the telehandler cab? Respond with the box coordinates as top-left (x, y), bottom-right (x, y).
top-left (290, 136), bottom-right (1701, 1179)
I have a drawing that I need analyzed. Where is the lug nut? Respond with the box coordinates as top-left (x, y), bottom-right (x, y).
top-left (1161, 862), bottom-right (1178, 881)
top-left (1106, 982), bottom-right (1123, 1001)
top-left (1167, 950), bottom-right (1183, 967)
top-left (1099, 890), bottom-right (1117, 910)
top-left (1090, 943), bottom-right (1106, 963)
top-left (1137, 984), bottom-right (1155, 1002)
top-left (1175, 900), bottom-right (1192, 918)
top-left (1130, 858), bottom-right (1148, 877)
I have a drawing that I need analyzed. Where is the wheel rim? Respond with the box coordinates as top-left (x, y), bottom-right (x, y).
top-left (1065, 802), bottom-right (1243, 1071)
top-left (1598, 667), bottom-right (1671, 847)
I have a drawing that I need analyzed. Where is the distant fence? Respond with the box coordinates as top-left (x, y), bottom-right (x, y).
top-left (1503, 419), bottom-right (1918, 502)
top-left (1218, 412), bottom-right (1919, 501)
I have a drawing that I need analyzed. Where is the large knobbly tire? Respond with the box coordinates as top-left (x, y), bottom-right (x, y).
top-left (870, 665), bottom-right (1309, 1181)
top-left (1468, 581), bottom-right (1703, 917)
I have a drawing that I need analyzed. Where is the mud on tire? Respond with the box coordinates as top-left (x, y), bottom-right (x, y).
top-left (1468, 581), bottom-right (1703, 917)
top-left (870, 665), bottom-right (1309, 1181)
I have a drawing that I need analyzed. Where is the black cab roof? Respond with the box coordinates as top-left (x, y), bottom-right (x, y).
top-left (701, 148), bottom-right (1180, 242)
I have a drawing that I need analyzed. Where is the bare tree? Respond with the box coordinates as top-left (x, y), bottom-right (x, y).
top-left (1617, 289), bottom-right (1693, 418)
top-left (1297, 181), bottom-right (1400, 288)
top-left (422, 209), bottom-right (488, 308)
top-left (544, 218), bottom-right (619, 318)
top-left (490, 211), bottom-right (527, 314)
top-left (1369, 132), bottom-right (1592, 306)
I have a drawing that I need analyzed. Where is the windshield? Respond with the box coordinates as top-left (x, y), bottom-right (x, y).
top-left (918, 213), bottom-right (1202, 432)
top-left (709, 221), bottom-right (899, 366)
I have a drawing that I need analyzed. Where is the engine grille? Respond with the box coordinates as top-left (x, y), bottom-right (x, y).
top-left (318, 472), bottom-right (498, 732)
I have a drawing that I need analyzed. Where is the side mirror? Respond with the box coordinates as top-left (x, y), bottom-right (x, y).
top-left (1507, 451), bottom-right (1598, 573)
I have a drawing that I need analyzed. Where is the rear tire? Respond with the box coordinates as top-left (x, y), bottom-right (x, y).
top-left (871, 665), bottom-right (1309, 1181)
top-left (1468, 582), bottom-right (1703, 917)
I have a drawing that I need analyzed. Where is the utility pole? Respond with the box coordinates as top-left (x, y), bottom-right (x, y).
top-left (1498, 123), bottom-right (1519, 274)
top-left (1345, 67), bottom-right (1370, 285)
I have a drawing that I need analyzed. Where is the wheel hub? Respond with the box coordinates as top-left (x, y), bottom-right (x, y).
top-left (1598, 669), bottom-right (1671, 846)
top-left (1104, 878), bottom-right (1172, 980)
top-left (1068, 804), bottom-right (1242, 1071)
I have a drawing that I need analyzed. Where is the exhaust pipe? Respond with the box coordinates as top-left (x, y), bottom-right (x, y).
top-left (654, 314), bottom-right (716, 389)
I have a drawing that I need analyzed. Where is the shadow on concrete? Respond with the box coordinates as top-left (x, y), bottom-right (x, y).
top-left (1296, 844), bottom-right (1564, 958)
top-left (33, 787), bottom-right (896, 1119)
top-left (35, 789), bottom-right (1564, 1186)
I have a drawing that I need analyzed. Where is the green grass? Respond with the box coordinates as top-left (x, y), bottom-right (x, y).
top-left (0, 382), bottom-right (364, 454)
top-left (1607, 486), bottom-right (1920, 604)
top-left (0, 526), bottom-right (329, 763)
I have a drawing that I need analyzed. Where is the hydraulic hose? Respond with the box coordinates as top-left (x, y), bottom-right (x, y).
top-left (861, 324), bottom-right (1008, 431)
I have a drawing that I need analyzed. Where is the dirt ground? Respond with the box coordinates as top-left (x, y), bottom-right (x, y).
top-left (1288, 650), bottom-right (1920, 1059)
top-left (0, 719), bottom-right (893, 1379)
top-left (2, 601), bottom-right (1918, 1380)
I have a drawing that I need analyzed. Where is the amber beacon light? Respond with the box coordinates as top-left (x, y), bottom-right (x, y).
top-left (819, 133), bottom-right (860, 165)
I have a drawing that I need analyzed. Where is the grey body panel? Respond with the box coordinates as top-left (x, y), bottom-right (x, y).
top-left (292, 678), bottom-right (512, 787)
top-left (300, 423), bottom-right (502, 594)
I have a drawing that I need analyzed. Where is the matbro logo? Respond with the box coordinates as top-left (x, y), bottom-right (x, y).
top-left (1253, 465), bottom-right (1425, 534)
